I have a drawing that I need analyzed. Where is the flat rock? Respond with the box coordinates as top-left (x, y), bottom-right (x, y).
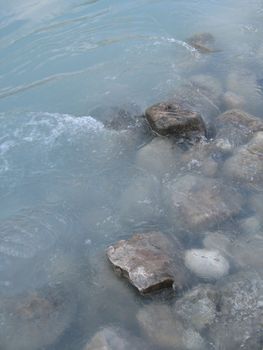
top-left (145, 101), bottom-right (206, 139)
top-left (106, 231), bottom-right (189, 294)
top-left (163, 175), bottom-right (243, 232)
top-left (186, 32), bottom-right (220, 54)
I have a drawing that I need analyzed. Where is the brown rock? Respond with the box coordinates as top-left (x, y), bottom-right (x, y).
top-left (145, 101), bottom-right (206, 139)
top-left (106, 231), bottom-right (188, 294)
top-left (186, 32), bottom-right (220, 54)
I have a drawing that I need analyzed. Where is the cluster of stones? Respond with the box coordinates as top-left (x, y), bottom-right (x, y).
top-left (89, 32), bottom-right (263, 350)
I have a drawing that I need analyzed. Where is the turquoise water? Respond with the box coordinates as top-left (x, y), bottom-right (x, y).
top-left (0, 0), bottom-right (263, 349)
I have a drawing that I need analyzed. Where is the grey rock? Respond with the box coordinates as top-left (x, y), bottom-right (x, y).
top-left (223, 131), bottom-right (263, 187)
top-left (137, 303), bottom-right (207, 350)
top-left (210, 270), bottom-right (263, 350)
top-left (222, 91), bottom-right (245, 110)
top-left (145, 101), bottom-right (206, 139)
top-left (163, 175), bottom-right (243, 232)
top-left (106, 231), bottom-right (189, 294)
top-left (174, 284), bottom-right (219, 331)
top-left (215, 109), bottom-right (263, 148)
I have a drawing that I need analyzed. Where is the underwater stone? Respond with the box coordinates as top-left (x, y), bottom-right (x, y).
top-left (137, 303), bottom-right (206, 350)
top-left (83, 327), bottom-right (144, 350)
top-left (163, 175), bottom-right (243, 232)
top-left (210, 270), bottom-right (263, 350)
top-left (223, 131), bottom-right (263, 187)
top-left (145, 101), bottom-right (206, 139)
top-left (184, 249), bottom-right (230, 281)
top-left (173, 284), bottom-right (219, 331)
top-left (0, 285), bottom-right (75, 350)
top-left (186, 32), bottom-right (220, 54)
top-left (106, 231), bottom-right (189, 294)
top-left (215, 109), bottom-right (263, 148)
top-left (222, 91), bottom-right (245, 110)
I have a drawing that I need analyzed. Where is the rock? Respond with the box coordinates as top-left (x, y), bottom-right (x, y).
top-left (215, 109), bottom-right (263, 148)
top-left (223, 131), bottom-right (263, 187)
top-left (163, 175), bottom-right (243, 232)
top-left (239, 216), bottom-right (262, 236)
top-left (209, 270), bottom-right (263, 350)
top-left (184, 249), bottom-right (230, 281)
top-left (250, 193), bottom-right (263, 220)
top-left (118, 173), bottom-right (162, 226)
top-left (173, 284), bottom-right (219, 331)
top-left (186, 32), bottom-right (221, 54)
top-left (179, 141), bottom-right (219, 177)
top-left (135, 137), bottom-right (182, 178)
top-left (222, 91), bottom-right (245, 110)
top-left (137, 303), bottom-right (206, 350)
top-left (0, 285), bottom-right (75, 350)
top-left (226, 69), bottom-right (263, 117)
top-left (83, 327), bottom-right (144, 350)
top-left (106, 231), bottom-right (189, 294)
top-left (145, 101), bottom-right (206, 139)
top-left (203, 231), bottom-right (233, 258)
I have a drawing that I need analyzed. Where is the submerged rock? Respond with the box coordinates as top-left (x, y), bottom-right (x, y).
top-left (184, 249), bottom-right (230, 281)
top-left (163, 175), bottom-right (243, 232)
top-left (186, 32), bottom-right (221, 54)
top-left (145, 101), bottom-right (206, 139)
top-left (173, 284), bottom-right (219, 331)
top-left (135, 137), bottom-right (182, 178)
top-left (83, 327), bottom-right (145, 350)
top-left (0, 285), bottom-right (75, 350)
top-left (215, 109), bottom-right (263, 149)
top-left (210, 270), bottom-right (263, 350)
top-left (222, 91), bottom-right (245, 110)
top-left (223, 131), bottom-right (263, 187)
top-left (137, 303), bottom-right (206, 350)
top-left (106, 231), bottom-right (189, 294)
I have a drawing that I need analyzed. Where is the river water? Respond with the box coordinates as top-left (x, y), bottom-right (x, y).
top-left (0, 0), bottom-right (263, 349)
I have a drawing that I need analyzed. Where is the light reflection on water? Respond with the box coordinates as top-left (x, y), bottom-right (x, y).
top-left (0, 0), bottom-right (263, 349)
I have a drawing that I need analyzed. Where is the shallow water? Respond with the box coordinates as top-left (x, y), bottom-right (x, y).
top-left (0, 0), bottom-right (263, 349)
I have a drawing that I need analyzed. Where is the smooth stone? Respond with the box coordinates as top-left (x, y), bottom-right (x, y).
top-left (83, 327), bottom-right (144, 350)
top-left (223, 131), bottom-right (263, 187)
top-left (137, 303), bottom-right (206, 350)
top-left (173, 284), bottom-right (219, 331)
top-left (222, 91), bottom-right (245, 110)
top-left (163, 175), bottom-right (243, 232)
top-left (239, 216), bottom-right (262, 236)
top-left (0, 285), bottom-right (75, 350)
top-left (145, 101), bottom-right (206, 139)
top-left (203, 231), bottom-right (233, 258)
top-left (135, 137), bottom-right (182, 178)
top-left (250, 193), bottom-right (263, 221)
top-left (215, 109), bottom-right (263, 148)
top-left (184, 249), bottom-right (230, 281)
top-left (106, 231), bottom-right (189, 294)
top-left (210, 270), bottom-right (263, 350)
top-left (231, 235), bottom-right (263, 269)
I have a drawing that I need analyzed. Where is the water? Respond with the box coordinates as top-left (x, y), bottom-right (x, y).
top-left (0, 0), bottom-right (263, 349)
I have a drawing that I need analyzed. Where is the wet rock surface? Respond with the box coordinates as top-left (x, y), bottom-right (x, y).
top-left (145, 101), bottom-right (206, 139)
top-left (137, 303), bottom-right (207, 350)
top-left (163, 175), bottom-right (243, 232)
top-left (209, 270), bottom-right (263, 350)
top-left (106, 231), bottom-right (189, 294)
